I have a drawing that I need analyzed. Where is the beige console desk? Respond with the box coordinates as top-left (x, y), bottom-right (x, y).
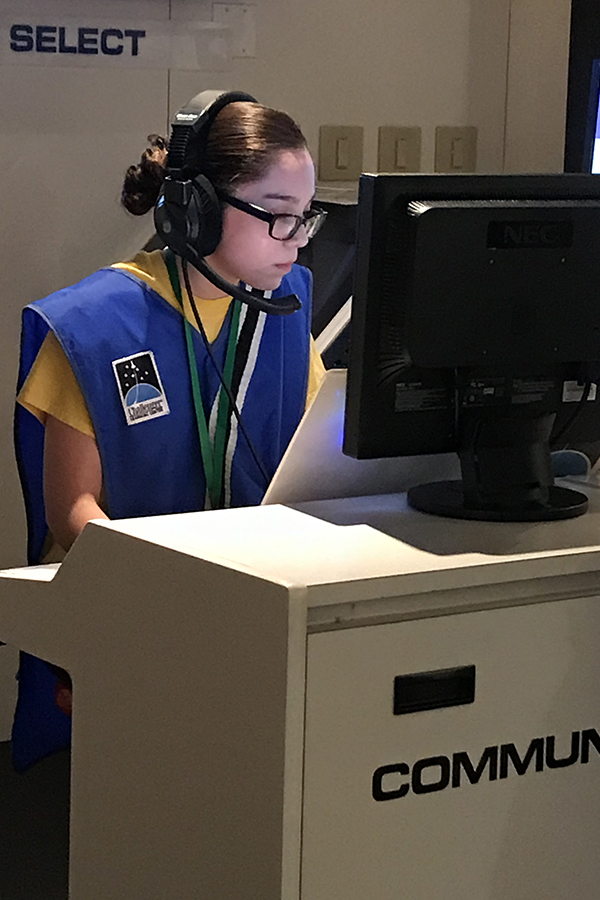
top-left (1, 488), bottom-right (599, 899)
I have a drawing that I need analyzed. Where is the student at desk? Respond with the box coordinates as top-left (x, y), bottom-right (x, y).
top-left (13, 90), bottom-right (326, 770)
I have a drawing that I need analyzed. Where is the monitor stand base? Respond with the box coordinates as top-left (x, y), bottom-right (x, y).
top-left (407, 480), bottom-right (588, 522)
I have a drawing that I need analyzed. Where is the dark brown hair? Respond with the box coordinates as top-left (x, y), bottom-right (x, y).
top-left (121, 102), bottom-right (307, 216)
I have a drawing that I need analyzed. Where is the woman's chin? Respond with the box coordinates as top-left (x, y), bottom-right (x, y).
top-left (248, 273), bottom-right (284, 292)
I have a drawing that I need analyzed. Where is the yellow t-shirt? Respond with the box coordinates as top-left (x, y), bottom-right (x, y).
top-left (18, 250), bottom-right (326, 436)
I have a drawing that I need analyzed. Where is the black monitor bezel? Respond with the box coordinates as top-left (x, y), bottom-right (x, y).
top-left (344, 172), bottom-right (600, 460)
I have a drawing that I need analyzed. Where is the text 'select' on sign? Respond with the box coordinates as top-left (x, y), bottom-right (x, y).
top-left (10, 24), bottom-right (146, 57)
top-left (0, 16), bottom-right (231, 69)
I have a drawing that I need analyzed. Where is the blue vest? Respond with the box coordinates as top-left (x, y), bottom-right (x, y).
top-left (12, 262), bottom-right (312, 770)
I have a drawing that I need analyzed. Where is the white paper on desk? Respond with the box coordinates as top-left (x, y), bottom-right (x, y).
top-left (262, 369), bottom-right (460, 505)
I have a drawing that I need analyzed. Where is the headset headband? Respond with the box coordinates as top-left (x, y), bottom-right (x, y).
top-left (167, 90), bottom-right (257, 176)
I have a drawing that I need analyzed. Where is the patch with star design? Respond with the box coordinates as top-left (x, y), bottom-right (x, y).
top-left (112, 351), bottom-right (170, 426)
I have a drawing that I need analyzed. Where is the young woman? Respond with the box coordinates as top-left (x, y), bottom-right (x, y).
top-left (13, 91), bottom-right (326, 769)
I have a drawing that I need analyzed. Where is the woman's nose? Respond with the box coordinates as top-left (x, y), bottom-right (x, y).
top-left (291, 223), bottom-right (310, 248)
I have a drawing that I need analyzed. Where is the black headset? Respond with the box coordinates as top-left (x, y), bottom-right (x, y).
top-left (154, 89), bottom-right (302, 316)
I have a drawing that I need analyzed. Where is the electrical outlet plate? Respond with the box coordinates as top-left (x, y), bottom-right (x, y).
top-left (377, 126), bottom-right (421, 173)
top-left (435, 126), bottom-right (478, 173)
top-left (212, 3), bottom-right (256, 57)
top-left (318, 125), bottom-right (364, 182)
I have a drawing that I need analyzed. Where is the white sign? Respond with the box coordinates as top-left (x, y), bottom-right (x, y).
top-left (0, 14), bottom-right (232, 70)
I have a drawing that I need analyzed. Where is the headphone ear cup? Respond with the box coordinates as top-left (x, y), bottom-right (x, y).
top-left (154, 186), bottom-right (181, 253)
top-left (154, 175), bottom-right (223, 261)
top-left (187, 174), bottom-right (223, 257)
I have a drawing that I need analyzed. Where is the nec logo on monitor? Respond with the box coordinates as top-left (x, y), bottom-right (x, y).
top-left (487, 220), bottom-right (574, 249)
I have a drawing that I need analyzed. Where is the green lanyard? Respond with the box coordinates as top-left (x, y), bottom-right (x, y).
top-left (165, 249), bottom-right (242, 509)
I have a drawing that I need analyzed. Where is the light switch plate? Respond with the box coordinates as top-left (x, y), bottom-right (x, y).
top-left (212, 3), bottom-right (256, 57)
top-left (435, 126), bottom-right (478, 172)
top-left (377, 126), bottom-right (421, 173)
top-left (318, 125), bottom-right (364, 182)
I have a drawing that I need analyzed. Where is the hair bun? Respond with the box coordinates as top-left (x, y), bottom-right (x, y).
top-left (121, 134), bottom-right (168, 216)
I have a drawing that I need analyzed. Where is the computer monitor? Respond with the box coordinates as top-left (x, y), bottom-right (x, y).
top-left (583, 60), bottom-right (600, 172)
top-left (344, 173), bottom-right (600, 522)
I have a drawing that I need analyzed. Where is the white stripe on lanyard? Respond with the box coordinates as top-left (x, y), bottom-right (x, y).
top-left (223, 297), bottom-right (269, 508)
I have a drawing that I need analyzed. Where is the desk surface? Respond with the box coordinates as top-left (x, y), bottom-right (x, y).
top-left (75, 482), bottom-right (600, 601)
top-left (1, 486), bottom-right (600, 900)
top-left (3, 483), bottom-right (600, 620)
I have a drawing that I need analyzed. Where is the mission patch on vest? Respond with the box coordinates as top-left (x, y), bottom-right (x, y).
top-left (112, 351), bottom-right (170, 425)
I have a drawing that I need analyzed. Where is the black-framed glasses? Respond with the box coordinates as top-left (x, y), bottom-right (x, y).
top-left (218, 191), bottom-right (327, 241)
